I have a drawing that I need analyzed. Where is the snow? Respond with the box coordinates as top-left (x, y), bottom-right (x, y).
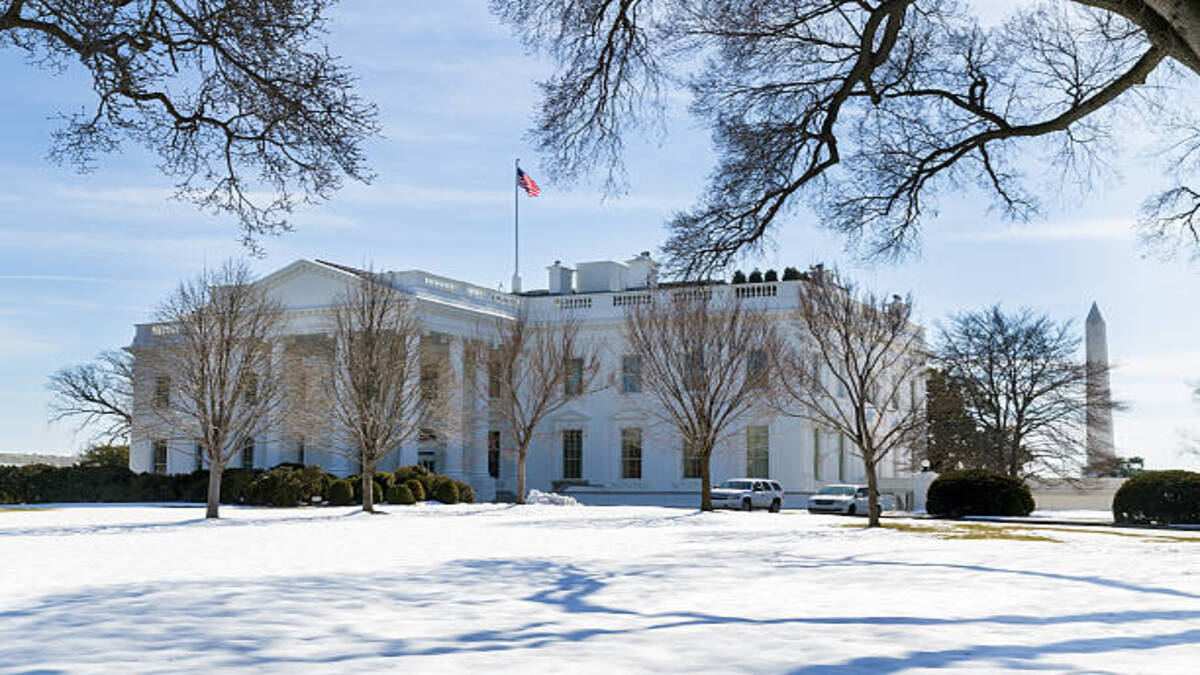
top-left (2, 503), bottom-right (1198, 673)
top-left (525, 489), bottom-right (579, 506)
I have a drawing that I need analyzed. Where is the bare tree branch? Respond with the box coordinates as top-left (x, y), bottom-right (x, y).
top-left (47, 349), bottom-right (133, 445)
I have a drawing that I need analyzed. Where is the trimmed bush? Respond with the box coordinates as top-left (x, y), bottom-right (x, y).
top-left (455, 480), bottom-right (475, 504)
top-left (748, 269), bottom-right (763, 283)
top-left (327, 479), bottom-right (354, 506)
top-left (387, 482), bottom-right (416, 505)
top-left (926, 469), bottom-right (1034, 517)
top-left (405, 478), bottom-right (426, 502)
top-left (245, 465), bottom-right (305, 506)
top-left (731, 270), bottom-right (747, 284)
top-left (219, 468), bottom-right (262, 504)
top-left (374, 471), bottom-right (394, 501)
top-left (1113, 470), bottom-right (1200, 525)
top-left (782, 266), bottom-right (802, 281)
top-left (434, 480), bottom-right (460, 504)
top-left (764, 269), bottom-right (778, 282)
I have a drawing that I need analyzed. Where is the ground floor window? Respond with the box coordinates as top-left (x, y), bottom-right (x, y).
top-left (297, 438), bottom-right (306, 466)
top-left (621, 428), bottom-right (642, 479)
top-left (746, 426), bottom-right (769, 477)
top-left (488, 430), bottom-right (501, 479)
top-left (562, 429), bottom-right (582, 479)
top-left (153, 440), bottom-right (168, 475)
top-left (194, 442), bottom-right (204, 472)
top-left (812, 428), bottom-right (822, 481)
top-left (419, 450), bottom-right (437, 473)
top-left (838, 434), bottom-right (847, 482)
top-left (682, 441), bottom-right (703, 479)
top-left (239, 437), bottom-right (254, 469)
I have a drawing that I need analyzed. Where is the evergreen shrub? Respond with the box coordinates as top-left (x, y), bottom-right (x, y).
top-left (764, 269), bottom-right (778, 282)
top-left (327, 479), bottom-right (354, 506)
top-left (434, 480), bottom-right (460, 504)
top-left (387, 482), bottom-right (415, 505)
top-left (455, 480), bottom-right (475, 504)
top-left (926, 469), bottom-right (1034, 517)
top-left (405, 478), bottom-right (426, 502)
top-left (1113, 470), bottom-right (1200, 525)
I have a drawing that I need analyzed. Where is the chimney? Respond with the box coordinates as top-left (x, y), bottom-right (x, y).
top-left (624, 251), bottom-right (659, 289)
top-left (547, 260), bottom-right (574, 294)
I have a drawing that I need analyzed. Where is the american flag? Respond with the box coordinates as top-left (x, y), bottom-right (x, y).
top-left (517, 167), bottom-right (541, 197)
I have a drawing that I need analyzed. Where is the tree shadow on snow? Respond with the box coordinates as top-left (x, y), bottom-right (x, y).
top-left (3, 554), bottom-right (1199, 670)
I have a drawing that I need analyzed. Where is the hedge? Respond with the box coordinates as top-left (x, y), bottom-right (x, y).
top-left (387, 482), bottom-right (416, 505)
top-left (0, 461), bottom-right (474, 509)
top-left (1113, 470), bottom-right (1200, 525)
top-left (926, 469), bottom-right (1035, 517)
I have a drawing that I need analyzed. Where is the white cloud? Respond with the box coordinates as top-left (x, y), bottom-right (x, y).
top-left (932, 218), bottom-right (1135, 243)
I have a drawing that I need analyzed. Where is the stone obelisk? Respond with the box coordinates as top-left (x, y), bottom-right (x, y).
top-left (1085, 302), bottom-right (1114, 472)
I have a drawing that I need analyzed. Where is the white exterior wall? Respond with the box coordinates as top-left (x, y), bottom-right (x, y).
top-left (128, 259), bottom-right (922, 503)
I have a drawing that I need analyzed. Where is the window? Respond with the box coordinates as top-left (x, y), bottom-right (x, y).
top-left (239, 437), bottom-right (255, 469)
top-left (421, 362), bottom-right (440, 401)
top-left (153, 376), bottom-right (170, 409)
top-left (153, 440), bottom-right (168, 475)
top-left (562, 429), bottom-right (582, 479)
top-left (621, 428), bottom-right (642, 479)
top-left (244, 373), bottom-right (258, 405)
top-left (488, 360), bottom-right (501, 399)
top-left (838, 434), bottom-right (847, 482)
top-left (194, 442), bottom-right (204, 472)
top-left (418, 450), bottom-right (437, 473)
top-left (746, 426), bottom-right (769, 477)
top-left (684, 352), bottom-right (705, 391)
top-left (297, 438), bottom-right (306, 465)
top-left (564, 358), bottom-right (584, 396)
top-left (621, 355), bottom-right (643, 393)
top-left (682, 440), bottom-right (703, 479)
top-left (746, 349), bottom-right (768, 389)
top-left (812, 428), bottom-right (822, 481)
top-left (488, 430), bottom-right (501, 479)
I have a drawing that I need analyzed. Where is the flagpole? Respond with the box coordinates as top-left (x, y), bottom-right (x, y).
top-left (512, 158), bottom-right (521, 293)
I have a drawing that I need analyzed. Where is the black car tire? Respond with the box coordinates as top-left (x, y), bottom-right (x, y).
top-left (846, 504), bottom-right (857, 516)
top-left (769, 499), bottom-right (781, 513)
top-left (742, 498), bottom-right (752, 511)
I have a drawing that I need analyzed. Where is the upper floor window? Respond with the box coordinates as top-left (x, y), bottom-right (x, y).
top-left (562, 428), bottom-right (583, 479)
top-left (488, 360), bottom-right (502, 399)
top-left (244, 373), bottom-right (259, 405)
top-left (621, 427), bottom-right (643, 479)
top-left (621, 355), bottom-right (643, 394)
top-left (564, 358), bottom-right (584, 396)
top-left (746, 349), bottom-right (768, 389)
top-left (153, 376), bottom-right (170, 409)
top-left (684, 352), bottom-right (705, 391)
top-left (193, 442), bottom-right (204, 472)
top-left (153, 440), bottom-right (168, 475)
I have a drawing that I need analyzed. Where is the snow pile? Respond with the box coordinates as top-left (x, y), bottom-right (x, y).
top-left (525, 489), bottom-right (578, 506)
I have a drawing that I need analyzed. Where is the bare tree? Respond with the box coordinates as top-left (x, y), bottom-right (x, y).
top-left (322, 274), bottom-right (440, 513)
top-left (493, 1), bottom-right (1200, 274)
top-left (0, 0), bottom-right (378, 251)
top-left (625, 288), bottom-right (779, 511)
top-left (142, 260), bottom-right (285, 519)
top-left (47, 349), bottom-right (133, 445)
top-left (773, 273), bottom-right (926, 527)
top-left (479, 307), bottom-right (601, 504)
top-left (935, 306), bottom-right (1116, 478)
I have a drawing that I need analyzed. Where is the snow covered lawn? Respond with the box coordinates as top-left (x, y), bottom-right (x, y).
top-left (2, 503), bottom-right (1197, 673)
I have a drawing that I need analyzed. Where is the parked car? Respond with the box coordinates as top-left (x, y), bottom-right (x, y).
top-left (711, 478), bottom-right (785, 512)
top-left (806, 484), bottom-right (897, 516)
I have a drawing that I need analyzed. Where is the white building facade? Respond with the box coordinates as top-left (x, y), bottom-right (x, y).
top-left (128, 256), bottom-right (924, 507)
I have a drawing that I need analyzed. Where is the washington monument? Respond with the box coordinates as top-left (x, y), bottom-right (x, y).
top-left (1085, 302), bottom-right (1114, 471)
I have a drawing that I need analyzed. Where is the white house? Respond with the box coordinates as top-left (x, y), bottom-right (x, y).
top-left (128, 256), bottom-right (925, 507)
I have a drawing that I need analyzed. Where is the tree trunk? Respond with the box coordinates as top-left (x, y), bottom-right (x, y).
top-left (865, 458), bottom-right (880, 528)
top-left (516, 444), bottom-right (527, 505)
top-left (699, 448), bottom-right (713, 512)
top-left (362, 461), bottom-right (376, 513)
top-left (206, 463), bottom-right (223, 519)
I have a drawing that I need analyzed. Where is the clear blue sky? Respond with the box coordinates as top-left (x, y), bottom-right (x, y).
top-left (1, 1), bottom-right (1196, 468)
